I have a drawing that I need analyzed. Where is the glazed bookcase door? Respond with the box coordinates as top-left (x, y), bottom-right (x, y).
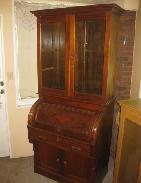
top-left (40, 17), bottom-right (66, 96)
top-left (74, 17), bottom-right (106, 100)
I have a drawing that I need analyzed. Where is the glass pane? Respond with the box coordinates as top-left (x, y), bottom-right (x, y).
top-left (75, 19), bottom-right (106, 95)
top-left (41, 21), bottom-right (65, 89)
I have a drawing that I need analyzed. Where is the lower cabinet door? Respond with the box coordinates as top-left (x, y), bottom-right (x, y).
top-left (34, 141), bottom-right (62, 174)
top-left (33, 141), bottom-right (91, 182)
top-left (63, 152), bottom-right (90, 182)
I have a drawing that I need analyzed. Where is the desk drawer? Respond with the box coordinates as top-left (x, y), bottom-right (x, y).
top-left (28, 126), bottom-right (90, 156)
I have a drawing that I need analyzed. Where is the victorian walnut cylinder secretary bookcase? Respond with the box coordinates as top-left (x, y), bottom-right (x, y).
top-left (27, 4), bottom-right (124, 183)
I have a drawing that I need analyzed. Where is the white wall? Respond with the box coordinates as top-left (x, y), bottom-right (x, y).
top-left (18, 0), bottom-right (139, 10)
top-left (124, 0), bottom-right (139, 10)
top-left (0, 0), bottom-right (33, 158)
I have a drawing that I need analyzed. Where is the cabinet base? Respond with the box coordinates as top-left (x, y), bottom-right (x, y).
top-left (34, 165), bottom-right (88, 183)
top-left (34, 164), bottom-right (108, 183)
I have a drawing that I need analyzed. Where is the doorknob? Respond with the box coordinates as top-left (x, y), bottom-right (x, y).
top-left (0, 89), bottom-right (5, 94)
top-left (0, 81), bottom-right (4, 86)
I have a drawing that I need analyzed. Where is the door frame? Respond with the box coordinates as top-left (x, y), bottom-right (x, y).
top-left (0, 14), bottom-right (11, 157)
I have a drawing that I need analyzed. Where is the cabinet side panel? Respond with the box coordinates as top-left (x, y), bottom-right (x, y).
top-left (94, 101), bottom-right (114, 181)
top-left (118, 120), bottom-right (141, 183)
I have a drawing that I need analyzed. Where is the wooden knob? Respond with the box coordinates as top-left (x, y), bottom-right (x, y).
top-left (56, 158), bottom-right (60, 162)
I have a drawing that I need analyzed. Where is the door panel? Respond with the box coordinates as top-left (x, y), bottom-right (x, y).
top-left (34, 141), bottom-right (62, 173)
top-left (64, 152), bottom-right (89, 182)
top-left (0, 16), bottom-right (9, 157)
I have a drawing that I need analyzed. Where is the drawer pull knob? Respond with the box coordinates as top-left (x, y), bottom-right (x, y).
top-left (72, 145), bottom-right (81, 151)
top-left (64, 161), bottom-right (67, 165)
top-left (56, 158), bottom-right (60, 162)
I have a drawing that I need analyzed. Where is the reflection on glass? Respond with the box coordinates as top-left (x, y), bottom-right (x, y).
top-left (41, 22), bottom-right (65, 89)
top-left (75, 19), bottom-right (106, 95)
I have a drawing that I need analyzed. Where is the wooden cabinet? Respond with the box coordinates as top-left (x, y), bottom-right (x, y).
top-left (114, 99), bottom-right (141, 183)
top-left (28, 4), bottom-right (124, 183)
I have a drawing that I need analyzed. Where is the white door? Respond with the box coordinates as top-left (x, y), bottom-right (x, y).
top-left (0, 15), bottom-right (10, 157)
